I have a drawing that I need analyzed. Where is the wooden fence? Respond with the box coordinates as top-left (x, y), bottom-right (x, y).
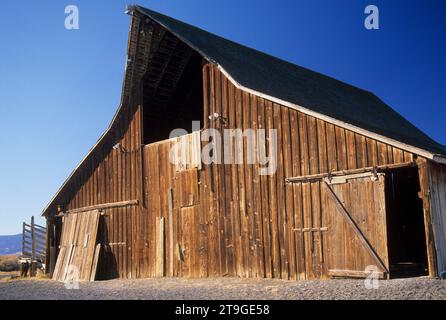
top-left (22, 216), bottom-right (46, 262)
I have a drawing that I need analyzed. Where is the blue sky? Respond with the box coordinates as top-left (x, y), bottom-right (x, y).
top-left (0, 0), bottom-right (445, 234)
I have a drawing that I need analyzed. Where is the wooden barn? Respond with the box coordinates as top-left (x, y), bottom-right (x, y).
top-left (43, 6), bottom-right (446, 281)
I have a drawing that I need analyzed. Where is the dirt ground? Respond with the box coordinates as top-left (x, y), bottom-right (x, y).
top-left (0, 276), bottom-right (445, 300)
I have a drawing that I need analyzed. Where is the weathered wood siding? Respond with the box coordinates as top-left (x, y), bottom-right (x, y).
top-left (202, 63), bottom-right (416, 279)
top-left (324, 174), bottom-right (389, 279)
top-left (52, 210), bottom-right (101, 282)
top-left (429, 163), bottom-right (446, 274)
top-left (63, 103), bottom-right (143, 280)
top-left (142, 132), bottom-right (210, 277)
top-left (48, 59), bottom-right (428, 280)
top-left (418, 160), bottom-right (446, 275)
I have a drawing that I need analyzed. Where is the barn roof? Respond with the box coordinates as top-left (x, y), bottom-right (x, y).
top-left (135, 6), bottom-right (446, 158)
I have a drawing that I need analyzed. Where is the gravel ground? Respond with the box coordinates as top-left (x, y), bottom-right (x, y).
top-left (0, 277), bottom-right (445, 300)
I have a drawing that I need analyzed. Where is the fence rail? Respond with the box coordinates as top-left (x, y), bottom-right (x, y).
top-left (22, 216), bottom-right (46, 261)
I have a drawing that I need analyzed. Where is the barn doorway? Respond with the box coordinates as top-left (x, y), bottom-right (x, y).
top-left (385, 166), bottom-right (429, 278)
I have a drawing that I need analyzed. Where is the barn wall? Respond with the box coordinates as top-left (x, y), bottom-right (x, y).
top-left (203, 63), bottom-right (417, 280)
top-left (54, 103), bottom-right (143, 280)
top-left (47, 103), bottom-right (144, 279)
top-left (47, 16), bottom-right (436, 281)
top-left (142, 132), bottom-right (211, 278)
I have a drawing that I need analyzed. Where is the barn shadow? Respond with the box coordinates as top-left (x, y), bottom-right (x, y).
top-left (95, 214), bottom-right (119, 280)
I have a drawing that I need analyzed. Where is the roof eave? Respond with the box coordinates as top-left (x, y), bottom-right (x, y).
top-left (216, 63), bottom-right (442, 160)
top-left (433, 155), bottom-right (446, 165)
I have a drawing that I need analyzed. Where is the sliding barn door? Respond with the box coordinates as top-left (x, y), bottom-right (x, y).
top-left (324, 173), bottom-right (389, 279)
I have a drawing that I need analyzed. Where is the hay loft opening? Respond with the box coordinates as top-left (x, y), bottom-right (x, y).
top-left (141, 29), bottom-right (204, 144)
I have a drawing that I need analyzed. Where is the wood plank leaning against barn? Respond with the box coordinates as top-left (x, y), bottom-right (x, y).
top-left (52, 211), bottom-right (101, 282)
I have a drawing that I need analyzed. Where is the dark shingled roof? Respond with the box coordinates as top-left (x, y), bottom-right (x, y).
top-left (136, 6), bottom-right (446, 157)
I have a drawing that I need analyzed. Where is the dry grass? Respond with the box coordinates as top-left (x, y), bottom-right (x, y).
top-left (0, 273), bottom-right (49, 282)
top-left (0, 254), bottom-right (19, 272)
top-left (0, 254), bottom-right (19, 262)
top-left (0, 271), bottom-right (19, 282)
top-left (0, 255), bottom-right (20, 281)
top-left (0, 254), bottom-right (51, 282)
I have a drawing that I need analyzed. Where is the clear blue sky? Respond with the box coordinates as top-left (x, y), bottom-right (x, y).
top-left (0, 0), bottom-right (445, 234)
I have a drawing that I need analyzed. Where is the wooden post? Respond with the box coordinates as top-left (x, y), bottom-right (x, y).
top-left (31, 216), bottom-right (35, 262)
top-left (31, 216), bottom-right (35, 277)
top-left (168, 188), bottom-right (174, 276)
top-left (22, 222), bottom-right (26, 258)
top-left (155, 217), bottom-right (165, 277)
top-left (46, 218), bottom-right (54, 275)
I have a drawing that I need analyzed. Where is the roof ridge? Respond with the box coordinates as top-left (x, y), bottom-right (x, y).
top-left (135, 5), bottom-right (376, 96)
